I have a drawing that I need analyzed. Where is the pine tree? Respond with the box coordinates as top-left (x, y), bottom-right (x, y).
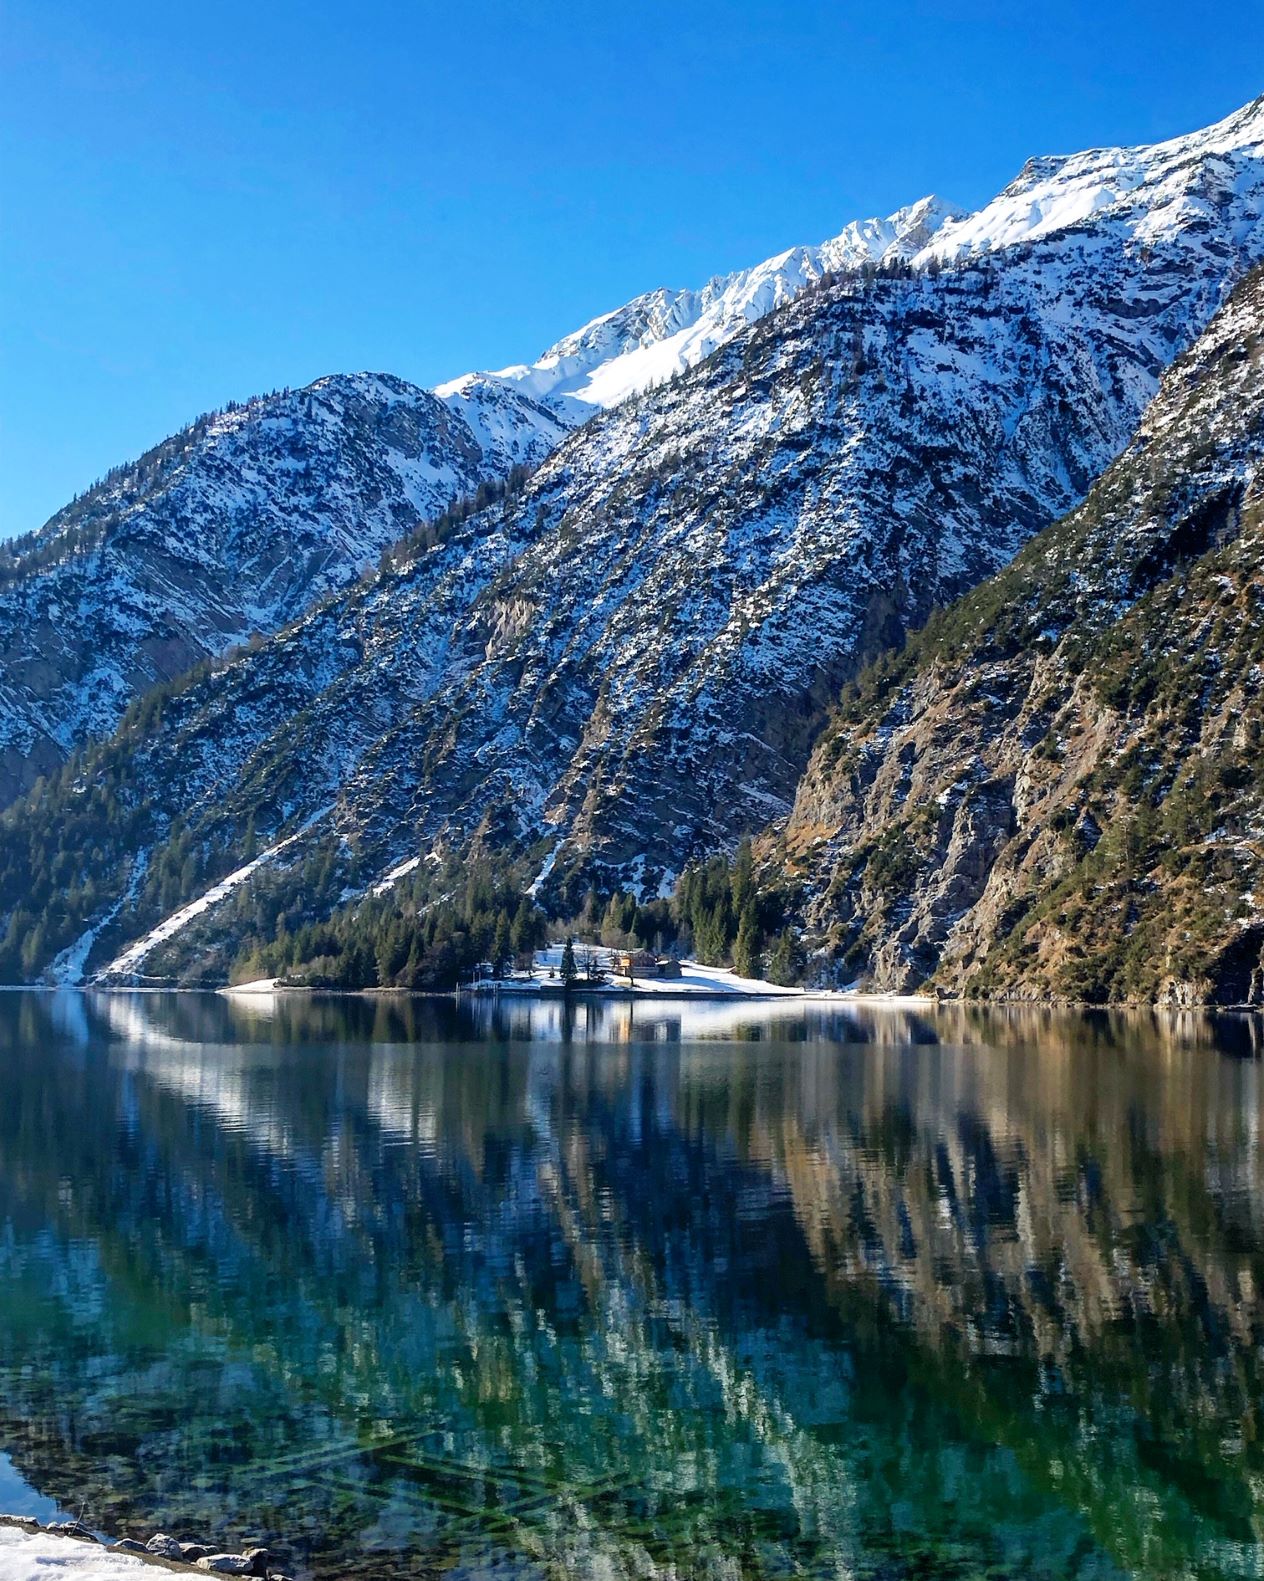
top-left (765, 929), bottom-right (802, 987)
top-left (492, 912), bottom-right (512, 979)
top-left (20, 923), bottom-right (46, 982)
top-left (510, 895), bottom-right (536, 959)
top-left (560, 937), bottom-right (577, 990)
top-left (376, 923), bottom-right (406, 988)
top-left (733, 901), bottom-right (761, 980)
top-left (732, 836), bottom-right (754, 915)
top-left (600, 892), bottom-right (626, 946)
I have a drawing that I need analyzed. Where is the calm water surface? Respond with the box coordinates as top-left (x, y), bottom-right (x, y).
top-left (2, 991), bottom-right (1264, 1578)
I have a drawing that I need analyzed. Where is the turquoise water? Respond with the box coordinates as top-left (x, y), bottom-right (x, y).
top-left (1, 990), bottom-right (1263, 1578)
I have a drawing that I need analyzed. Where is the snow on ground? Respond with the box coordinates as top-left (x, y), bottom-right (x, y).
top-left (476, 944), bottom-right (805, 997)
top-left (47, 919), bottom-right (114, 987)
top-left (0, 1526), bottom-right (163, 1579)
top-left (97, 809), bottom-right (330, 982)
top-left (371, 855), bottom-right (420, 896)
top-left (526, 842), bottom-right (560, 897)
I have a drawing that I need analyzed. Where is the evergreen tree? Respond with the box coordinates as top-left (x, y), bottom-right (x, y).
top-left (733, 901), bottom-right (761, 980)
top-left (732, 836), bottom-right (755, 915)
top-left (765, 929), bottom-right (802, 987)
top-left (560, 936), bottom-right (577, 990)
top-left (600, 892), bottom-right (627, 946)
top-left (20, 923), bottom-right (45, 982)
top-left (492, 912), bottom-right (512, 978)
top-left (510, 895), bottom-right (537, 960)
top-left (376, 925), bottom-right (405, 988)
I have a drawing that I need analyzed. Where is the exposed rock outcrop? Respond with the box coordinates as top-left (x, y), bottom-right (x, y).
top-left (774, 266), bottom-right (1264, 1004)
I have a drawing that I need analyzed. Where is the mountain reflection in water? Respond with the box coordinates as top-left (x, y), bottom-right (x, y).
top-left (0, 989), bottom-right (1262, 1578)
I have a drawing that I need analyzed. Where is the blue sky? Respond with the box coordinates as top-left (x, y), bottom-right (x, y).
top-left (2, 0), bottom-right (1262, 537)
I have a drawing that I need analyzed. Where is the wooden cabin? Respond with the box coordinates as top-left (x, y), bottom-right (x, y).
top-left (610, 949), bottom-right (681, 979)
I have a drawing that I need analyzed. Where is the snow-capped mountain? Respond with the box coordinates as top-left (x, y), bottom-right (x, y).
top-left (435, 93), bottom-right (1264, 449)
top-left (0, 195), bottom-right (965, 805)
top-left (0, 371), bottom-right (568, 805)
top-left (6, 94), bottom-right (1264, 986)
top-left (437, 195), bottom-right (962, 438)
top-left (921, 93), bottom-right (1264, 263)
top-left (14, 96), bottom-right (1261, 822)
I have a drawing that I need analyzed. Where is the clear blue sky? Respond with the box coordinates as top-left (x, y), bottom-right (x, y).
top-left (2, 0), bottom-right (1261, 537)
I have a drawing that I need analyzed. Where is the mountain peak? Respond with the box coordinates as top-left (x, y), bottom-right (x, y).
top-left (436, 193), bottom-right (965, 428)
top-left (433, 98), bottom-right (1264, 432)
top-left (923, 93), bottom-right (1264, 263)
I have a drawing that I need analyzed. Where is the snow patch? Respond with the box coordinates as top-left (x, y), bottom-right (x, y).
top-left (0, 1527), bottom-right (151, 1580)
top-left (371, 855), bottom-right (420, 896)
top-left (96, 810), bottom-right (330, 982)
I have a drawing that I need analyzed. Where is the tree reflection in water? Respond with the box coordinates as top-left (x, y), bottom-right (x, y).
top-left (0, 989), bottom-right (1261, 1578)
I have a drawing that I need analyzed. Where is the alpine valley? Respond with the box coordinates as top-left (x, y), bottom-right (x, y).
top-left (5, 95), bottom-right (1264, 1001)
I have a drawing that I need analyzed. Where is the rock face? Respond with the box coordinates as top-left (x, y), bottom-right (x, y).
top-left (775, 265), bottom-right (1264, 1004)
top-left (4, 98), bottom-right (1264, 986)
top-left (0, 195), bottom-right (970, 810)
top-left (0, 372), bottom-right (568, 807)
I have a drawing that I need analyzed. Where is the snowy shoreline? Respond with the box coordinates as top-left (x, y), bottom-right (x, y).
top-left (222, 949), bottom-right (938, 1007)
top-left (0, 1516), bottom-right (284, 1579)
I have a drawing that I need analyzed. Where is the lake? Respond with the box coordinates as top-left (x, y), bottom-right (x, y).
top-left (1, 990), bottom-right (1263, 1578)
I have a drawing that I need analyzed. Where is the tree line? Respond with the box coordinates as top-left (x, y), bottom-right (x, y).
top-left (229, 859), bottom-right (549, 991)
top-left (223, 837), bottom-right (804, 993)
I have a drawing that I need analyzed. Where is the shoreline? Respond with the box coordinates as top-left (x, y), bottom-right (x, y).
top-left (0, 1515), bottom-right (288, 1578)
top-left (221, 976), bottom-right (938, 1006)
top-left (3, 983), bottom-right (1262, 1013)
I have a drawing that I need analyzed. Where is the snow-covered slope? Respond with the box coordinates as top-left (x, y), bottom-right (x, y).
top-left (0, 372), bottom-right (567, 805)
top-left (438, 96), bottom-right (1264, 454)
top-left (0, 196), bottom-right (963, 800)
top-left (15, 98), bottom-right (1261, 820)
top-left (437, 196), bottom-right (962, 437)
top-left (922, 94), bottom-right (1264, 263)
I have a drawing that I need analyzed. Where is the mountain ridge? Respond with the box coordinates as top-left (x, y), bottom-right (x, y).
top-left (437, 94), bottom-right (1264, 449)
top-left (7, 93), bottom-right (1262, 812)
top-left (4, 94), bottom-right (1264, 988)
top-left (436, 194), bottom-right (963, 426)
top-left (0, 370), bottom-right (568, 805)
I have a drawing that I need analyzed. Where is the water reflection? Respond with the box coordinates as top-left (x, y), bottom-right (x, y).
top-left (0, 990), bottom-right (1262, 1578)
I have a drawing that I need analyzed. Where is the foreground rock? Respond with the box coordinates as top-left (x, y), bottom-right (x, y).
top-left (0, 1517), bottom-right (290, 1581)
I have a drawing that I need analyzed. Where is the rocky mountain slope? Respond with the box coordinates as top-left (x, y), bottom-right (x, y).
top-left (0, 194), bottom-right (966, 809)
top-left (775, 264), bottom-right (1264, 1004)
top-left (0, 372), bottom-right (568, 806)
top-left (4, 95), bottom-right (1264, 986)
